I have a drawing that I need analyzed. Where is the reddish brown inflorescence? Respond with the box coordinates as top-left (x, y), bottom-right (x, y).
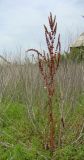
top-left (26, 12), bottom-right (61, 151)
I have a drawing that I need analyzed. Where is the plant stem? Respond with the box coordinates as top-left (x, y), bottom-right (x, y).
top-left (48, 96), bottom-right (55, 151)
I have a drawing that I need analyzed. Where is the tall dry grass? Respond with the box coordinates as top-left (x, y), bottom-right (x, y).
top-left (0, 55), bottom-right (84, 147)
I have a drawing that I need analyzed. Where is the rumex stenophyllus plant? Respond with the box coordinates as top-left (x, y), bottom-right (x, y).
top-left (26, 12), bottom-right (61, 151)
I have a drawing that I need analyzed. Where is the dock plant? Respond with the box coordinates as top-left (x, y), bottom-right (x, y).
top-left (26, 12), bottom-right (61, 151)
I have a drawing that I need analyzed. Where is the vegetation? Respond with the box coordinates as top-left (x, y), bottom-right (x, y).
top-left (0, 13), bottom-right (84, 159)
top-left (26, 12), bottom-right (61, 151)
top-left (0, 60), bottom-right (84, 159)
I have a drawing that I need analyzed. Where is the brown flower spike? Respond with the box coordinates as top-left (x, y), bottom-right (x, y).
top-left (26, 12), bottom-right (61, 151)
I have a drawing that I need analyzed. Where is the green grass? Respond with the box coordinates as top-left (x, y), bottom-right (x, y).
top-left (0, 94), bottom-right (84, 159)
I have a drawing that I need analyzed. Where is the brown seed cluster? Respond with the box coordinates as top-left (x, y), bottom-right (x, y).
top-left (26, 12), bottom-right (61, 151)
top-left (38, 12), bottom-right (61, 96)
top-left (26, 13), bottom-right (61, 97)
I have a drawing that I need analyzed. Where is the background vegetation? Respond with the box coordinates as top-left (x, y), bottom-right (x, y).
top-left (0, 54), bottom-right (84, 159)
